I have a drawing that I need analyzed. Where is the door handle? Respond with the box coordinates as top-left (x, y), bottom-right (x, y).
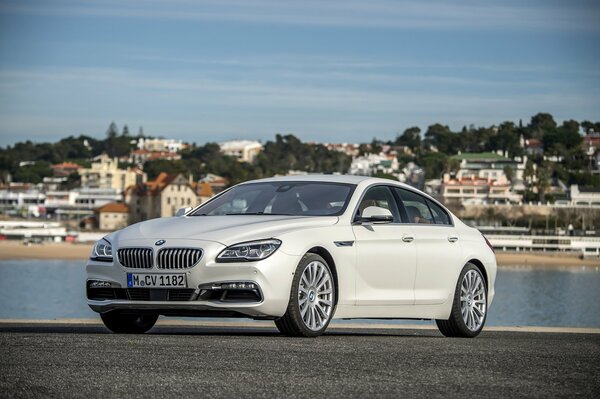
top-left (402, 235), bottom-right (414, 243)
top-left (448, 236), bottom-right (459, 243)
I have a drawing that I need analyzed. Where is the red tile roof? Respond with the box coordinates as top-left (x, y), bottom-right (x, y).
top-left (51, 162), bottom-right (81, 169)
top-left (97, 202), bottom-right (129, 213)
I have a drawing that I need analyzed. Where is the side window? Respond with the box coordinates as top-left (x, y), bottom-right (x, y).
top-left (426, 199), bottom-right (451, 225)
top-left (394, 188), bottom-right (434, 224)
top-left (357, 186), bottom-right (400, 222)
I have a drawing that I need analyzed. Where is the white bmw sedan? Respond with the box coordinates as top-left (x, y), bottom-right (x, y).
top-left (87, 175), bottom-right (496, 337)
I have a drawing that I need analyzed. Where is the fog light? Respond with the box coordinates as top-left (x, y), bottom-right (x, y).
top-left (88, 280), bottom-right (112, 288)
top-left (209, 282), bottom-right (257, 290)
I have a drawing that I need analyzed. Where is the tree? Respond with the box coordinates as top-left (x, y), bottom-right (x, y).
top-left (528, 113), bottom-right (556, 139)
top-left (394, 127), bottom-right (421, 153)
top-left (536, 162), bottom-right (551, 202)
top-left (13, 161), bottom-right (52, 183)
top-left (420, 152), bottom-right (449, 179)
top-left (580, 120), bottom-right (600, 135)
top-left (122, 125), bottom-right (130, 136)
top-left (424, 124), bottom-right (458, 154)
top-left (503, 165), bottom-right (514, 182)
top-left (491, 122), bottom-right (522, 157)
top-left (370, 138), bottom-right (382, 154)
top-left (106, 122), bottom-right (119, 138)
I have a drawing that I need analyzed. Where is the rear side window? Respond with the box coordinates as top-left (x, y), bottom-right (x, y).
top-left (394, 188), bottom-right (434, 224)
top-left (426, 199), bottom-right (452, 225)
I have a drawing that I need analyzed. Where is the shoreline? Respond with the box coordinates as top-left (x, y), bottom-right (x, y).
top-left (1, 241), bottom-right (599, 267)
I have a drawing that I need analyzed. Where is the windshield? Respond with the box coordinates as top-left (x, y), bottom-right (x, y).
top-left (191, 181), bottom-right (355, 216)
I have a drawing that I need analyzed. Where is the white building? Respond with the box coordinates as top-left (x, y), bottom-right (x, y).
top-left (442, 175), bottom-right (522, 205)
top-left (453, 152), bottom-right (527, 192)
top-left (348, 153), bottom-right (399, 176)
top-left (219, 140), bottom-right (263, 163)
top-left (570, 185), bottom-right (600, 206)
top-left (0, 189), bottom-right (46, 216)
top-left (137, 138), bottom-right (185, 153)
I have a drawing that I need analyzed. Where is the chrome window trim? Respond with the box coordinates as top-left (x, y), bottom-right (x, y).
top-left (351, 182), bottom-right (455, 227)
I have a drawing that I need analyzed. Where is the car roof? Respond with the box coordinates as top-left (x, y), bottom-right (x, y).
top-left (239, 174), bottom-right (410, 187)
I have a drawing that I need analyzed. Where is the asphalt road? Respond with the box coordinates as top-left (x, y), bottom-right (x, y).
top-left (1, 322), bottom-right (599, 398)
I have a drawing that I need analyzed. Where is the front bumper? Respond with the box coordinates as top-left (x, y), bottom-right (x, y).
top-left (86, 239), bottom-right (300, 318)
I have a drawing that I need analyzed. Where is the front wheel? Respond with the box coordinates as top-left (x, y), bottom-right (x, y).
top-left (275, 253), bottom-right (336, 337)
top-left (100, 311), bottom-right (158, 334)
top-left (436, 263), bottom-right (487, 338)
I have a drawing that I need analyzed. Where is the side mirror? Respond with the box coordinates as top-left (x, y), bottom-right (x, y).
top-left (176, 207), bottom-right (192, 217)
top-left (357, 206), bottom-right (394, 224)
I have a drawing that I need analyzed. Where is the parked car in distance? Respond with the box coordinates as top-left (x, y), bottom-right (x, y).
top-left (86, 175), bottom-right (497, 337)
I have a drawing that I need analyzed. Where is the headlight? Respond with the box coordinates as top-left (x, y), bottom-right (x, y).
top-left (216, 239), bottom-right (281, 262)
top-left (91, 239), bottom-right (113, 261)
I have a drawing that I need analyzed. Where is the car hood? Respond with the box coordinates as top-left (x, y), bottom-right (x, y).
top-left (111, 215), bottom-right (339, 246)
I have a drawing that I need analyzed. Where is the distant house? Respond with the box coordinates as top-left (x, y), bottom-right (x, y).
top-left (193, 182), bottom-right (214, 204)
top-left (323, 142), bottom-right (360, 157)
top-left (137, 138), bottom-right (185, 153)
top-left (451, 152), bottom-right (521, 181)
top-left (199, 173), bottom-right (229, 194)
top-left (125, 173), bottom-right (198, 223)
top-left (348, 153), bottom-right (399, 176)
top-left (570, 185), bottom-right (600, 206)
top-left (51, 162), bottom-right (81, 177)
top-left (97, 202), bottom-right (129, 231)
top-left (524, 138), bottom-right (544, 156)
top-left (130, 149), bottom-right (181, 165)
top-left (219, 140), bottom-right (263, 163)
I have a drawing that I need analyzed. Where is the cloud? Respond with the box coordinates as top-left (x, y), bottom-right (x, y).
top-left (1, 0), bottom-right (598, 31)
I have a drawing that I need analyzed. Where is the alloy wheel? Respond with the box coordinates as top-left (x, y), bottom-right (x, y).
top-left (460, 269), bottom-right (487, 331)
top-left (298, 260), bottom-right (334, 331)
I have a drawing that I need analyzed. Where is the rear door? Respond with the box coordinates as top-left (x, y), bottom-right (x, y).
top-left (393, 188), bottom-right (461, 305)
top-left (352, 185), bottom-right (417, 305)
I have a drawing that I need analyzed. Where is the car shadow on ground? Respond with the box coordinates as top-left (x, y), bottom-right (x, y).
top-left (0, 324), bottom-right (443, 338)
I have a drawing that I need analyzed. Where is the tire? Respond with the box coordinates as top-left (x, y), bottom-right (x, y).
top-left (275, 253), bottom-right (336, 337)
top-left (100, 311), bottom-right (158, 334)
top-left (436, 263), bottom-right (487, 338)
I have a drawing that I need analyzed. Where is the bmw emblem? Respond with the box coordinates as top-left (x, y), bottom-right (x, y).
top-left (155, 240), bottom-right (166, 246)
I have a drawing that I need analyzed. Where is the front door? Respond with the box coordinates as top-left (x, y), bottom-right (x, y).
top-left (352, 185), bottom-right (417, 306)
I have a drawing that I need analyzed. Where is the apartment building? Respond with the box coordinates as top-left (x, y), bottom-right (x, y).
top-left (442, 175), bottom-right (522, 205)
top-left (79, 154), bottom-right (146, 192)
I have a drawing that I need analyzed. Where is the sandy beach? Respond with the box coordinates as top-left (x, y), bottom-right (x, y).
top-left (0, 241), bottom-right (93, 260)
top-left (1, 240), bottom-right (599, 266)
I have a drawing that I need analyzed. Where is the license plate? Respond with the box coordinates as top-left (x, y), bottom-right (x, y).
top-left (127, 273), bottom-right (187, 288)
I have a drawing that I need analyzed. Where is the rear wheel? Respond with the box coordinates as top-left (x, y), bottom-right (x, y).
top-left (275, 253), bottom-right (336, 337)
top-left (436, 263), bottom-right (487, 338)
top-left (100, 311), bottom-right (158, 334)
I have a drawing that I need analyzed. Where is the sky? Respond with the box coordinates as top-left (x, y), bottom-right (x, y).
top-left (0, 0), bottom-right (599, 147)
